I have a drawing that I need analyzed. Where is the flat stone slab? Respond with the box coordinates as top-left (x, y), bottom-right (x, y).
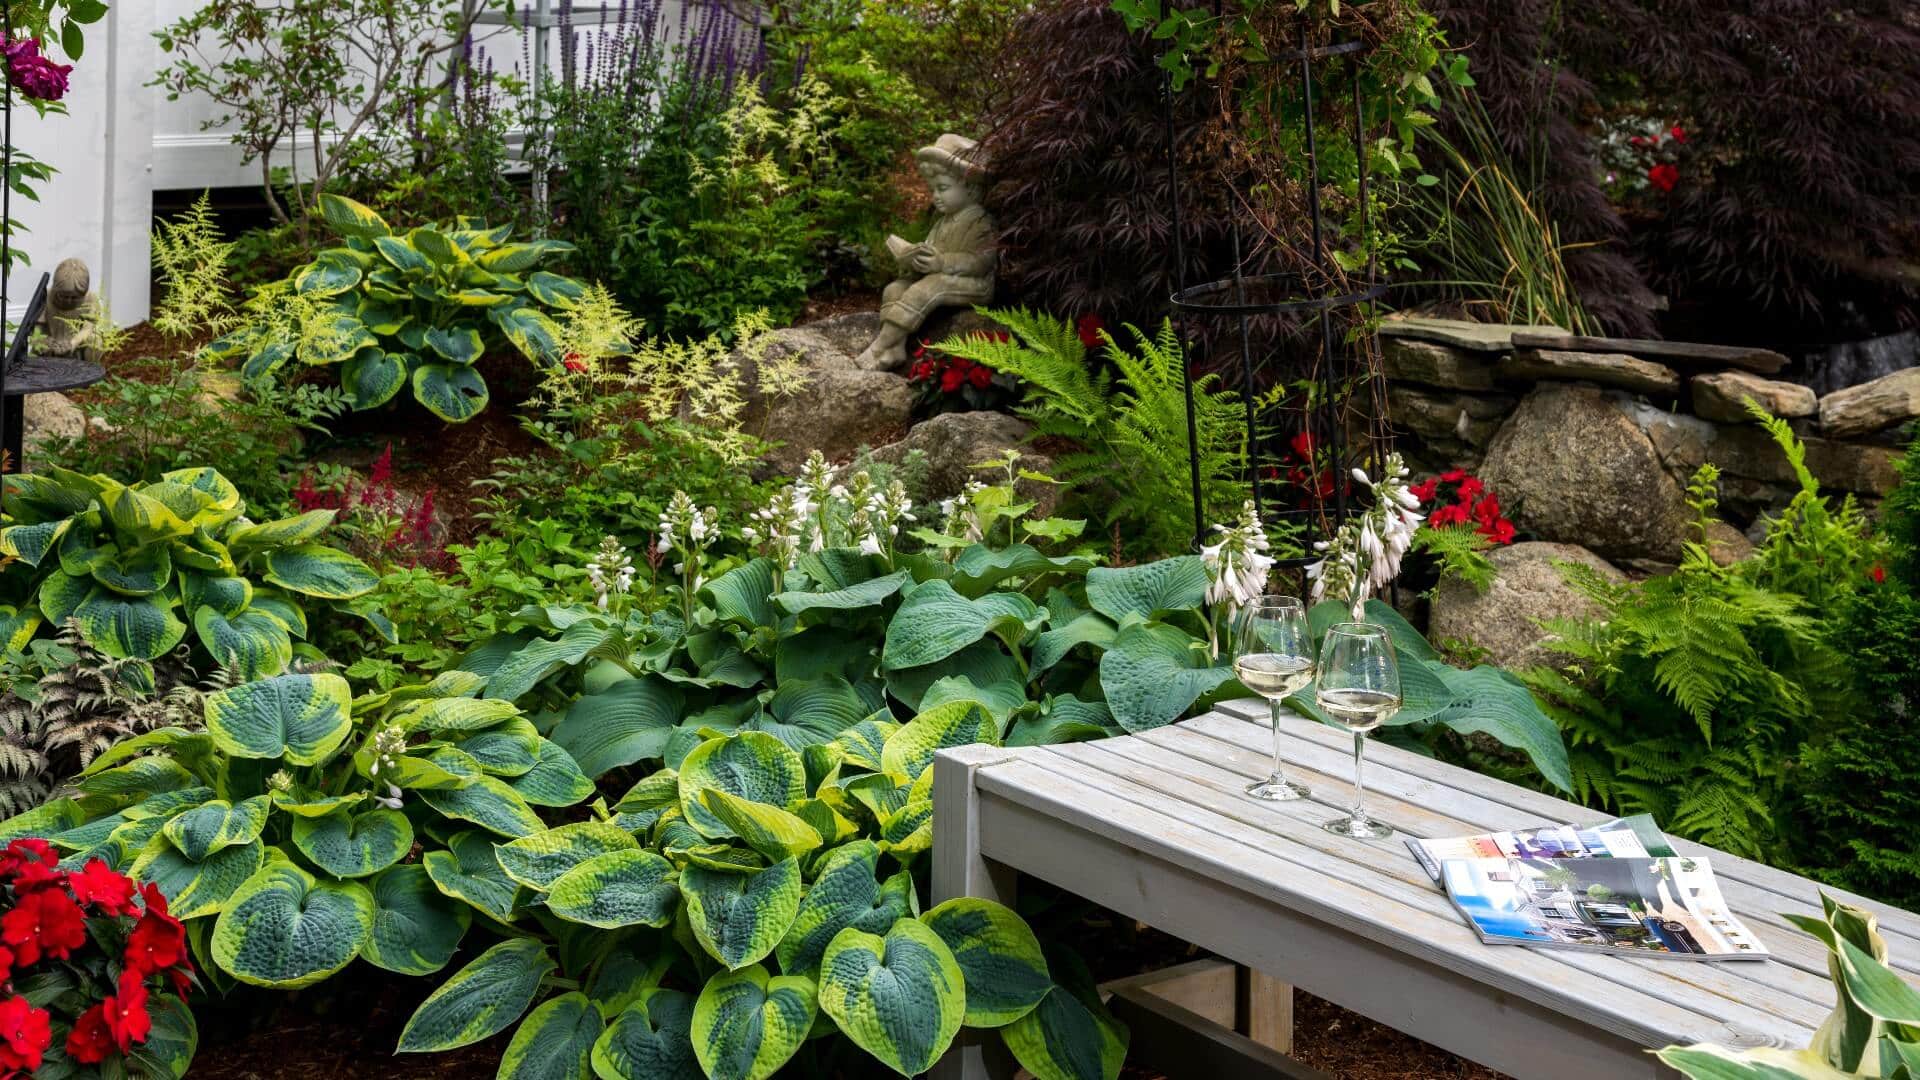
top-left (1818, 367), bottom-right (1920, 439)
top-left (1502, 347), bottom-right (1681, 396)
top-left (1377, 316), bottom-right (1568, 353)
top-left (1510, 331), bottom-right (1788, 375)
top-left (1692, 371), bottom-right (1817, 423)
top-left (1381, 337), bottom-right (1499, 391)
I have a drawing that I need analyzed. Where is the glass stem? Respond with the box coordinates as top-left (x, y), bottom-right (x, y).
top-left (1350, 731), bottom-right (1367, 823)
top-left (1268, 699), bottom-right (1287, 781)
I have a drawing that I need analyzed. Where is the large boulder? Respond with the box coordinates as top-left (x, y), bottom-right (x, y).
top-left (1819, 367), bottom-right (1920, 439)
top-left (867, 411), bottom-right (1059, 517)
top-left (1479, 384), bottom-right (1692, 562)
top-left (1428, 541), bottom-right (1626, 671)
top-left (730, 326), bottom-right (913, 473)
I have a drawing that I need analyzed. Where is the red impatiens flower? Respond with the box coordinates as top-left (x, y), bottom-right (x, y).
top-left (101, 971), bottom-right (151, 1052)
top-left (2, 886), bottom-right (87, 966)
top-left (1454, 477), bottom-right (1485, 504)
top-left (64, 1004), bottom-right (112, 1064)
top-left (562, 353), bottom-right (588, 374)
top-left (1472, 492), bottom-right (1502, 527)
top-left (0, 995), bottom-right (50, 1073)
top-left (1439, 469), bottom-right (1469, 483)
top-left (124, 884), bottom-right (188, 979)
top-left (1428, 503), bottom-right (1471, 528)
top-left (1870, 565), bottom-right (1888, 584)
top-left (68, 859), bottom-right (135, 917)
top-left (939, 366), bottom-right (964, 393)
top-left (1648, 163), bottom-right (1679, 193)
top-left (1290, 431), bottom-right (1317, 461)
top-left (0, 838), bottom-right (55, 878)
top-left (909, 360), bottom-right (933, 381)
top-left (1408, 478), bottom-right (1438, 503)
top-left (8, 856), bottom-right (60, 895)
top-left (1484, 518), bottom-right (1516, 545)
top-left (968, 364), bottom-right (993, 390)
top-left (1669, 125), bottom-right (1687, 143)
top-left (1075, 313), bottom-right (1106, 349)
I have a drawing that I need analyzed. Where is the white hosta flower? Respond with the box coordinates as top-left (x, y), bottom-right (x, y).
top-left (586, 535), bottom-right (635, 611)
top-left (1202, 500), bottom-right (1275, 612)
top-left (858, 533), bottom-right (884, 557)
top-left (375, 782), bottom-right (404, 811)
top-left (1305, 452), bottom-right (1424, 618)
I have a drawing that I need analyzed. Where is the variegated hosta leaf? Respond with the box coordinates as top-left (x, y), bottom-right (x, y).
top-left (423, 829), bottom-right (522, 922)
top-left (881, 699), bottom-right (1000, 779)
top-left (342, 348), bottom-right (409, 410)
top-left (698, 788), bottom-right (822, 863)
top-left (131, 834), bottom-right (264, 920)
top-left (495, 822), bottom-right (637, 891)
top-left (677, 733), bottom-right (806, 841)
top-left (418, 773), bottom-right (545, 836)
top-left (817, 919), bottom-right (966, 1076)
top-left (614, 769), bottom-right (678, 815)
top-left (127, 991), bottom-right (198, 1079)
top-left (831, 719), bottom-right (898, 772)
top-left (1653, 1046), bottom-right (1853, 1080)
top-left (499, 992), bottom-right (603, 1080)
top-left (999, 952), bottom-right (1129, 1080)
top-left (591, 990), bottom-right (703, 1080)
top-left (879, 798), bottom-right (934, 857)
top-left (205, 672), bottom-right (354, 765)
top-left (413, 362), bottom-right (490, 423)
top-left (59, 579), bottom-right (188, 660)
top-left (456, 719), bottom-right (541, 777)
top-left (774, 840), bottom-right (914, 978)
top-left (544, 848), bottom-right (678, 930)
top-left (211, 861), bottom-right (375, 988)
top-left (394, 695), bottom-right (519, 734)
top-left (161, 796), bottom-right (270, 861)
top-left (361, 864), bottom-right (471, 976)
top-left (225, 510), bottom-right (335, 552)
top-left (0, 798), bottom-right (83, 844)
top-left (191, 605), bottom-right (294, 681)
top-left (260, 543), bottom-right (380, 600)
top-left (270, 788), bottom-right (365, 818)
top-left (691, 965), bottom-right (816, 1080)
top-left (398, 938), bottom-right (556, 1053)
top-left (509, 740), bottom-right (595, 807)
top-left (682, 859), bottom-right (803, 970)
top-left (921, 897), bottom-right (1052, 1027)
top-left (290, 808), bottom-right (413, 878)
top-left (317, 193), bottom-right (392, 239)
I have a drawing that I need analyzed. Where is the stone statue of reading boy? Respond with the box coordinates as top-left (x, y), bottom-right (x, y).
top-left (854, 134), bottom-right (996, 372)
top-left (37, 258), bottom-right (102, 364)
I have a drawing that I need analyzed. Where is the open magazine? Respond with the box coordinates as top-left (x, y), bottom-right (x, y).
top-left (1405, 815), bottom-right (1676, 883)
top-left (1437, 855), bottom-right (1769, 960)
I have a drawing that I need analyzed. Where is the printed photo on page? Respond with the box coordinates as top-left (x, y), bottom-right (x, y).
top-left (1406, 814), bottom-right (1677, 883)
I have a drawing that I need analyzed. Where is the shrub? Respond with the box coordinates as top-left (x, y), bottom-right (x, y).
top-left (0, 466), bottom-right (383, 680)
top-left (209, 194), bottom-right (585, 423)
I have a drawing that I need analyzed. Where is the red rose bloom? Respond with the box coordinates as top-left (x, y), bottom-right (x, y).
top-left (0, 995), bottom-right (49, 1073)
top-left (2, 886), bottom-right (87, 966)
top-left (1648, 163), bottom-right (1679, 193)
top-left (1075, 313), bottom-right (1106, 349)
top-left (68, 859), bottom-right (136, 916)
top-left (968, 364), bottom-right (992, 389)
top-left (64, 1004), bottom-right (111, 1064)
top-left (2, 38), bottom-right (69, 103)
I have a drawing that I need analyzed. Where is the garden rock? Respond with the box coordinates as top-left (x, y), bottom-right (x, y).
top-left (1617, 398), bottom-right (1901, 499)
top-left (1383, 337), bottom-right (1499, 391)
top-left (1691, 371), bottom-right (1817, 423)
top-left (1479, 384), bottom-right (1692, 562)
top-left (1387, 385), bottom-right (1512, 449)
top-left (802, 311), bottom-right (883, 358)
top-left (1428, 541), bottom-right (1625, 671)
top-left (1500, 348), bottom-right (1681, 397)
top-left (23, 391), bottom-right (86, 449)
top-left (867, 411), bottom-right (1059, 517)
top-left (1378, 316), bottom-right (1566, 353)
top-left (732, 326), bottom-right (913, 473)
top-left (1818, 367), bottom-right (1920, 439)
top-left (1704, 521), bottom-right (1755, 567)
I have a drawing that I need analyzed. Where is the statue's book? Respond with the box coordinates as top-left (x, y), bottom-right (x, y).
top-left (1438, 854), bottom-right (1769, 960)
top-left (1405, 814), bottom-right (1675, 884)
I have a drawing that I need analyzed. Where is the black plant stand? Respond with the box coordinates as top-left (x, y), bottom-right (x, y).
top-left (1, 354), bottom-right (103, 472)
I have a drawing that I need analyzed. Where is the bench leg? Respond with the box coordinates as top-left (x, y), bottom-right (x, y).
top-left (1239, 966), bottom-right (1294, 1055)
top-left (932, 747), bottom-right (1021, 1080)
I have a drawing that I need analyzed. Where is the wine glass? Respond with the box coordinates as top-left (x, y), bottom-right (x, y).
top-left (1232, 596), bottom-right (1313, 801)
top-left (1315, 622), bottom-right (1400, 838)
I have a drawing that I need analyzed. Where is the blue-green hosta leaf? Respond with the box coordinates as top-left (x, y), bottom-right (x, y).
top-left (482, 621), bottom-right (618, 702)
top-left (1306, 598), bottom-right (1439, 663)
top-left (211, 861), bottom-right (375, 988)
top-left (677, 733), bottom-right (806, 841)
top-left (1422, 664), bottom-right (1572, 793)
top-left (883, 580), bottom-right (1044, 670)
top-left (817, 919), bottom-right (965, 1075)
top-left (69, 585), bottom-right (187, 661)
top-left (418, 773), bottom-right (544, 836)
top-left (1098, 622), bottom-right (1235, 733)
top-left (544, 848), bottom-right (678, 930)
top-left (225, 510), bottom-right (335, 552)
top-left (1085, 556), bottom-right (1208, 622)
top-left (0, 518), bottom-right (71, 570)
top-left (702, 559), bottom-right (780, 629)
top-left (290, 808), bottom-right (413, 878)
top-left (356, 298), bottom-right (408, 335)
top-left (831, 719), bottom-right (898, 772)
top-left (510, 740), bottom-right (595, 807)
top-left (592, 990), bottom-right (703, 1080)
top-left (495, 821), bottom-right (637, 891)
top-left (949, 544), bottom-right (1094, 598)
top-left (549, 678), bottom-right (682, 780)
top-left (90, 544), bottom-right (171, 595)
top-left (774, 626), bottom-right (877, 685)
top-left (317, 193), bottom-right (391, 239)
top-left (500, 992), bottom-right (603, 1080)
top-left (398, 938), bottom-right (557, 1053)
top-left (922, 897), bottom-right (1051, 1027)
top-left (205, 672), bottom-right (354, 764)
top-left (361, 863), bottom-right (471, 976)
top-left (424, 325), bottom-right (485, 364)
top-left (697, 789), bottom-right (821, 863)
top-left (881, 698), bottom-right (1000, 778)
top-left (682, 859), bottom-right (803, 970)
top-left (260, 543), bottom-right (379, 599)
top-left (423, 830), bottom-right (522, 922)
top-left (457, 720), bottom-right (541, 776)
top-left (772, 569), bottom-right (912, 615)
top-left (192, 605), bottom-right (294, 680)
top-left (690, 966), bottom-right (815, 1080)
top-left (491, 303), bottom-right (563, 362)
top-left (294, 253), bottom-right (364, 297)
top-left (1032, 613), bottom-right (1118, 674)
top-left (525, 271), bottom-right (586, 309)
top-left (413, 362), bottom-right (490, 422)
top-left (161, 796), bottom-right (269, 861)
top-left (130, 834), bottom-right (264, 920)
top-left (1000, 960), bottom-right (1130, 1080)
top-left (1006, 697), bottom-right (1119, 747)
top-left (746, 676), bottom-right (870, 753)
top-left (773, 840), bottom-right (914, 978)
top-left (342, 348), bottom-right (409, 410)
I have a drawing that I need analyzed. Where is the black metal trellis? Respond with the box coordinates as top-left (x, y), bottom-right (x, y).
top-left (1162, 21), bottom-right (1389, 564)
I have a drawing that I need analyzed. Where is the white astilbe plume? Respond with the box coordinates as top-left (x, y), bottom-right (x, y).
top-left (586, 535), bottom-right (637, 610)
top-left (1307, 453), bottom-right (1423, 618)
top-left (1201, 499), bottom-right (1275, 615)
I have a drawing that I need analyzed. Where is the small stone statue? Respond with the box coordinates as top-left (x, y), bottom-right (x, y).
top-left (37, 258), bottom-right (101, 364)
top-left (854, 134), bottom-right (996, 372)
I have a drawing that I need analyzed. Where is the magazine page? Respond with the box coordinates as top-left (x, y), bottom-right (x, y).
top-left (1405, 814), bottom-right (1677, 883)
top-left (1438, 855), bottom-right (1768, 960)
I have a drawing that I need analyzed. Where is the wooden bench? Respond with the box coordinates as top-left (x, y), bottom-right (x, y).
top-left (932, 697), bottom-right (1920, 1080)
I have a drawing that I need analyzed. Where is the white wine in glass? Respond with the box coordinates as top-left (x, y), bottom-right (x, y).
top-left (1232, 597), bottom-right (1312, 801)
top-left (1316, 622), bottom-right (1400, 839)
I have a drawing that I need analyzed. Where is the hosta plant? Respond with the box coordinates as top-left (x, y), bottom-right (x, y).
top-left (0, 837), bottom-right (199, 1078)
top-left (0, 466), bottom-right (384, 680)
top-left (208, 194), bottom-right (586, 422)
top-left (1658, 894), bottom-right (1920, 1078)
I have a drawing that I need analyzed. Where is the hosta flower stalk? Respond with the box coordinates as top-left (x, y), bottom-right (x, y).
top-left (1307, 453), bottom-right (1423, 618)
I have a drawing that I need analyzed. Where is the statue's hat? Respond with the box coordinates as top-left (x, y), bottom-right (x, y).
top-left (915, 134), bottom-right (987, 180)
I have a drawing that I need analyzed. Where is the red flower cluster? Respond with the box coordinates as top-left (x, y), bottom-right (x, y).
top-left (1279, 431), bottom-right (1351, 507)
top-left (907, 332), bottom-right (1016, 418)
top-left (292, 444), bottom-right (447, 571)
top-left (3, 38), bottom-right (69, 103)
top-left (1648, 162), bottom-right (1679, 193)
top-left (0, 839), bottom-right (193, 1074)
top-left (1409, 469), bottom-right (1516, 545)
top-left (561, 351), bottom-right (589, 374)
top-left (1076, 313), bottom-right (1106, 349)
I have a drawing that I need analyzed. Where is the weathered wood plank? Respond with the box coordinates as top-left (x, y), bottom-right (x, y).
top-left (931, 745), bottom-right (1022, 1080)
top-left (1509, 330), bottom-right (1788, 374)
